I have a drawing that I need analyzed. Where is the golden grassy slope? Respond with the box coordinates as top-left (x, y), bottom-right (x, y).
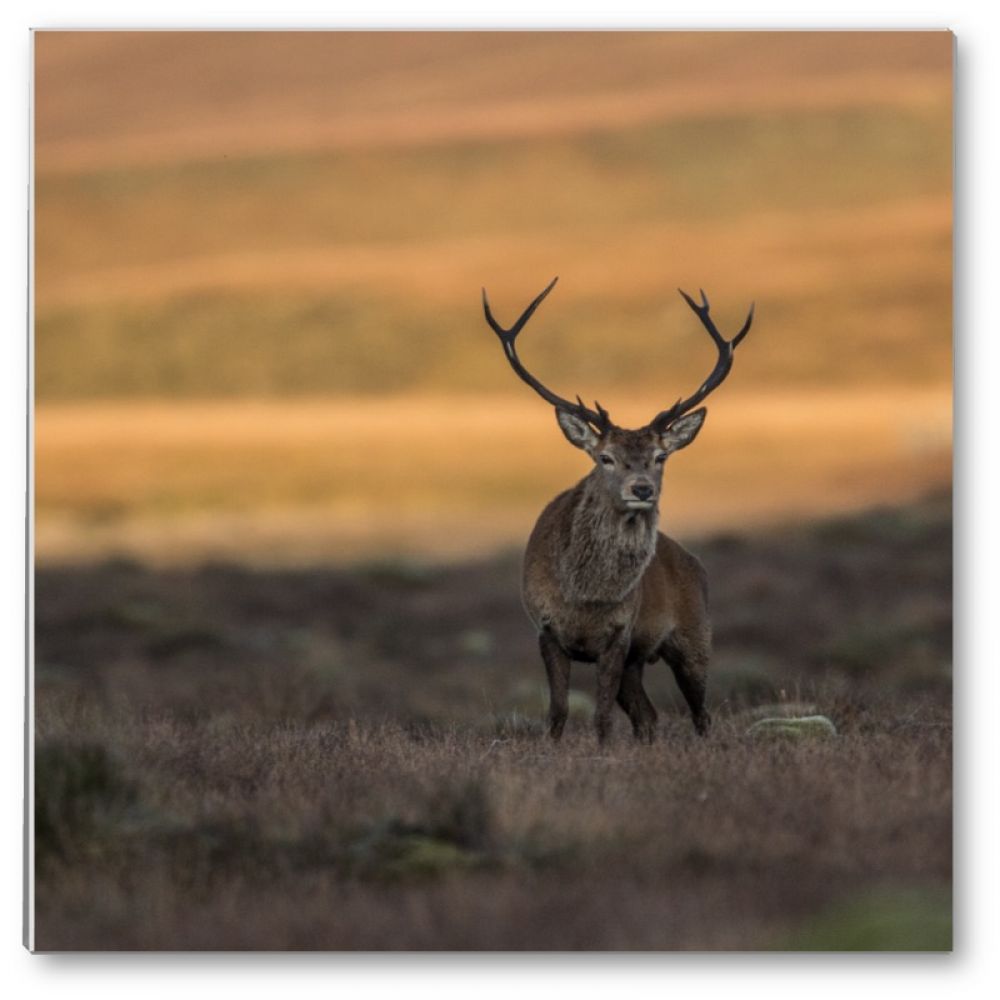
top-left (32, 32), bottom-right (952, 560)
top-left (35, 32), bottom-right (950, 172)
top-left (35, 110), bottom-right (951, 398)
top-left (35, 389), bottom-right (951, 565)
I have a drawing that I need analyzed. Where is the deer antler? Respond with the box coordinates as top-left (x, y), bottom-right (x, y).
top-left (482, 277), bottom-right (611, 435)
top-left (649, 289), bottom-right (754, 432)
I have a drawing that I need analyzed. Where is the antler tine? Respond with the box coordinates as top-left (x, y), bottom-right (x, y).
top-left (732, 302), bottom-right (755, 348)
top-left (482, 278), bottom-right (609, 433)
top-left (482, 275), bottom-right (558, 342)
top-left (650, 289), bottom-right (755, 431)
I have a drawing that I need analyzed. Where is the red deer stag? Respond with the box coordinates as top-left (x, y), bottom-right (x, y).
top-left (483, 278), bottom-right (753, 743)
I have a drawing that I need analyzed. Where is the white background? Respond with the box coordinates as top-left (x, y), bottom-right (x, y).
top-left (2, 1), bottom-right (994, 995)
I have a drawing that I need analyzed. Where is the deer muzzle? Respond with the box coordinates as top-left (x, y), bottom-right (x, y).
top-left (623, 479), bottom-right (656, 510)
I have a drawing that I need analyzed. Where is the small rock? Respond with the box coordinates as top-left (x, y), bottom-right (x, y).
top-left (747, 715), bottom-right (838, 740)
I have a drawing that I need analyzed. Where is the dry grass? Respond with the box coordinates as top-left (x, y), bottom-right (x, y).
top-left (35, 389), bottom-right (951, 564)
top-left (34, 32), bottom-right (951, 404)
top-left (33, 494), bottom-right (952, 950)
top-left (32, 32), bottom-right (952, 566)
top-left (33, 716), bottom-right (951, 951)
top-left (35, 32), bottom-right (950, 173)
top-left (34, 197), bottom-right (951, 316)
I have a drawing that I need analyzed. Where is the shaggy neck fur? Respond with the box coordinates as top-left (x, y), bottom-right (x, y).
top-left (556, 472), bottom-right (659, 604)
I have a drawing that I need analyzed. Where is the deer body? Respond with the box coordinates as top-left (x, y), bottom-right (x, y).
top-left (482, 278), bottom-right (752, 742)
top-left (526, 487), bottom-right (709, 656)
top-left (522, 425), bottom-right (712, 742)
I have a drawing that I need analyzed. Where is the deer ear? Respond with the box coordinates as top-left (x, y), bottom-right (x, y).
top-left (556, 408), bottom-right (599, 452)
top-left (658, 408), bottom-right (706, 454)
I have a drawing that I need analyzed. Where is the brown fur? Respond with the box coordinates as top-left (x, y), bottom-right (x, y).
top-left (523, 417), bottom-right (712, 743)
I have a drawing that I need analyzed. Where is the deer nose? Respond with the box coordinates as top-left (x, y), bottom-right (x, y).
top-left (631, 484), bottom-right (654, 502)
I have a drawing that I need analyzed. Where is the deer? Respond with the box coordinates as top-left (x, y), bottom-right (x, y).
top-left (482, 277), bottom-right (753, 744)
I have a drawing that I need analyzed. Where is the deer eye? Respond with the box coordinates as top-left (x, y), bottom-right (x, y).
top-left (599, 454), bottom-right (615, 468)
top-left (654, 453), bottom-right (667, 465)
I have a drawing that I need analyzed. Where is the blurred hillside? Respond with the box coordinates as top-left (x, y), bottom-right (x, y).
top-left (33, 32), bottom-right (952, 562)
top-left (35, 31), bottom-right (951, 399)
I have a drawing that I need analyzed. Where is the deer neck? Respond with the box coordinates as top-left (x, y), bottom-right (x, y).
top-left (556, 474), bottom-right (659, 604)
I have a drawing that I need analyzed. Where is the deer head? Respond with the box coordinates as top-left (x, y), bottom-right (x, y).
top-left (482, 278), bottom-right (754, 513)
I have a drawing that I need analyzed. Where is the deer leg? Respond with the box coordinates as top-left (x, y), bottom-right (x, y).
top-left (539, 631), bottom-right (571, 741)
top-left (616, 660), bottom-right (658, 744)
top-left (594, 631), bottom-right (629, 745)
top-left (661, 630), bottom-right (712, 736)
